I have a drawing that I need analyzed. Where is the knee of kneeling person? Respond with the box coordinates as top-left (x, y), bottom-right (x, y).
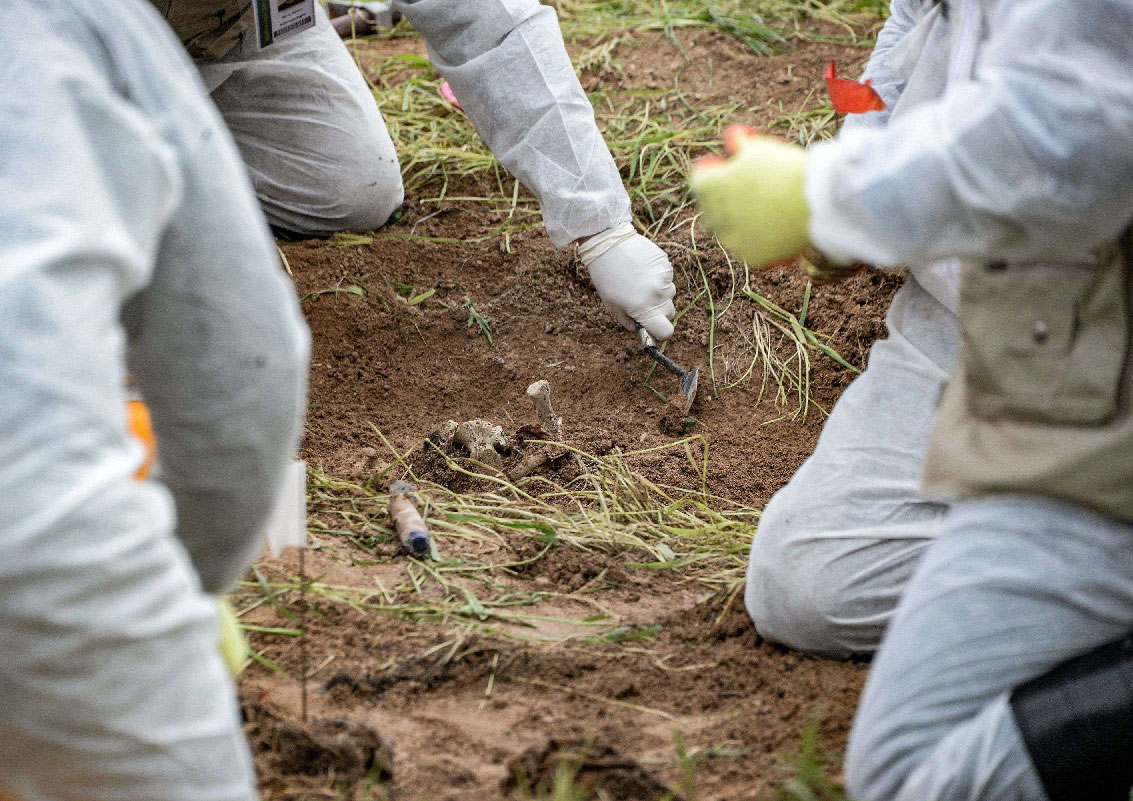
top-left (745, 516), bottom-right (868, 658)
top-left (327, 160), bottom-right (404, 233)
top-left (844, 725), bottom-right (911, 801)
top-left (280, 157), bottom-right (404, 236)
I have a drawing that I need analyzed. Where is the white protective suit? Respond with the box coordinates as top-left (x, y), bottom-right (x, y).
top-left (745, 0), bottom-right (963, 658)
top-left (745, 0), bottom-right (1133, 657)
top-left (803, 2), bottom-right (1133, 797)
top-left (191, 0), bottom-right (677, 339)
top-left (0, 1), bottom-right (309, 799)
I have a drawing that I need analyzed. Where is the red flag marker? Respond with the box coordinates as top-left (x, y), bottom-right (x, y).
top-left (825, 61), bottom-right (886, 114)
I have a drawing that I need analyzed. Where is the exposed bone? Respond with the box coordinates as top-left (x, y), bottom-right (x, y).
top-left (452, 419), bottom-right (511, 469)
top-left (508, 450), bottom-right (553, 480)
top-left (525, 380), bottom-right (561, 439)
top-left (510, 380), bottom-right (584, 480)
top-left (433, 419), bottom-right (459, 448)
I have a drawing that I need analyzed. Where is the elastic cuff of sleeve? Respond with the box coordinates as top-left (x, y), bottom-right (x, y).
top-left (804, 140), bottom-right (858, 266)
top-left (546, 212), bottom-right (630, 249)
top-left (805, 137), bottom-right (909, 269)
top-left (577, 222), bottom-right (637, 265)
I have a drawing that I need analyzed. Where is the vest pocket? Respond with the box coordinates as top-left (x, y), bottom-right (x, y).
top-left (960, 251), bottom-right (1128, 425)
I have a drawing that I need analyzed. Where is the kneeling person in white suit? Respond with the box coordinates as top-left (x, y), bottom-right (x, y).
top-left (156, 0), bottom-right (679, 342)
top-left (692, 0), bottom-right (1133, 797)
top-left (0, 1), bottom-right (309, 798)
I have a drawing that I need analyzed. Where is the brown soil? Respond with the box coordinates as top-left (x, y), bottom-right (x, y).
top-left (239, 23), bottom-right (897, 801)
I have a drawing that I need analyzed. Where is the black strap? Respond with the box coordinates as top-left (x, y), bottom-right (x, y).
top-left (1011, 634), bottom-right (1133, 801)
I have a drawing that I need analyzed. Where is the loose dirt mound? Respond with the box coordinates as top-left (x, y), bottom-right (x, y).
top-left (244, 701), bottom-right (394, 794)
top-left (504, 737), bottom-right (678, 800)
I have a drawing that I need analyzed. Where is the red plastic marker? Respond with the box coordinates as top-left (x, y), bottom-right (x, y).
top-left (693, 123), bottom-right (764, 169)
top-left (440, 81), bottom-right (462, 111)
top-left (824, 61), bottom-right (886, 114)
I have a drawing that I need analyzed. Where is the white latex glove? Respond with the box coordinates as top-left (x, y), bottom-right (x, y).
top-left (580, 223), bottom-right (677, 342)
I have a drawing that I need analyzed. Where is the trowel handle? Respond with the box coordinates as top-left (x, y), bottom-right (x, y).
top-left (635, 322), bottom-right (656, 349)
top-left (389, 492), bottom-right (430, 557)
top-left (635, 322), bottom-right (686, 379)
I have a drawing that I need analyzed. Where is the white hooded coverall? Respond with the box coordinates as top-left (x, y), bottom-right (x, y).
top-left (192, 0), bottom-right (633, 245)
top-left (748, 0), bottom-right (1133, 659)
top-left (0, 1), bottom-right (309, 798)
top-left (184, 0), bottom-right (678, 340)
top-left (745, 0), bottom-right (966, 658)
top-left (749, 0), bottom-right (1133, 799)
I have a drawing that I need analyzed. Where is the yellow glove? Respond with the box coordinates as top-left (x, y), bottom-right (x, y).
top-left (690, 125), bottom-right (810, 268)
top-left (216, 597), bottom-right (248, 677)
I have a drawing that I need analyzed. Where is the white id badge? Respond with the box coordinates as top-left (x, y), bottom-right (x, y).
top-left (251, 0), bottom-right (317, 50)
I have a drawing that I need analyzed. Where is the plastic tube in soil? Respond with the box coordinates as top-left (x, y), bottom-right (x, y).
top-left (389, 480), bottom-right (431, 557)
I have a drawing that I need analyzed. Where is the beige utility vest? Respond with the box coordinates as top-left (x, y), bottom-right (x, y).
top-left (149, 1), bottom-right (253, 60)
top-left (923, 231), bottom-right (1133, 521)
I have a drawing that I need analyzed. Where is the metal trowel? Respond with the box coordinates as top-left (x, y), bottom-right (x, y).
top-left (636, 324), bottom-right (699, 414)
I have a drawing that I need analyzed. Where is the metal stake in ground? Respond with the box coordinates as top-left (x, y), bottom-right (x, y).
top-left (299, 546), bottom-right (308, 723)
top-left (636, 324), bottom-right (699, 414)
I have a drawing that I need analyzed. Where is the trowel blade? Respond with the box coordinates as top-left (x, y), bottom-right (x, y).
top-left (677, 367), bottom-right (699, 415)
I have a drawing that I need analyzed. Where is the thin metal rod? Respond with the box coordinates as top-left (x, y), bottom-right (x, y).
top-left (299, 546), bottom-right (308, 723)
top-left (644, 345), bottom-right (687, 379)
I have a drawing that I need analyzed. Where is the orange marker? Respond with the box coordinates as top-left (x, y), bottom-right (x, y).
top-left (126, 399), bottom-right (157, 480)
top-left (825, 61), bottom-right (886, 114)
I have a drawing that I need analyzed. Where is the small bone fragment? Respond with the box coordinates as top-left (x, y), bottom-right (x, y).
top-left (511, 380), bottom-right (584, 480)
top-left (452, 419), bottom-right (511, 469)
top-left (525, 380), bottom-right (561, 439)
top-left (508, 450), bottom-right (553, 481)
top-left (434, 419), bottom-right (459, 448)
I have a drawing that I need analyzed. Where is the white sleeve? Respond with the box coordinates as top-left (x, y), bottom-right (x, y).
top-left (122, 95), bottom-right (310, 593)
top-left (0, 53), bottom-right (181, 580)
top-left (838, 0), bottom-right (925, 135)
top-left (807, 0), bottom-right (1133, 267)
top-left (394, 0), bottom-right (633, 246)
top-left (0, 8), bottom-right (293, 798)
top-left (0, 25), bottom-right (308, 597)
top-left (0, 34), bottom-right (252, 799)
